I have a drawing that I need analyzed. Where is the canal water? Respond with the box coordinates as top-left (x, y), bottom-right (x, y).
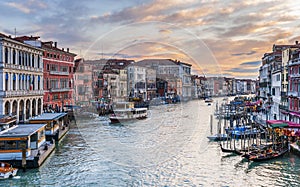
top-left (2, 99), bottom-right (300, 186)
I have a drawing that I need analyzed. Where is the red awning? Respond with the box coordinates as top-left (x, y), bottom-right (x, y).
top-left (267, 120), bottom-right (285, 124)
top-left (290, 112), bottom-right (300, 117)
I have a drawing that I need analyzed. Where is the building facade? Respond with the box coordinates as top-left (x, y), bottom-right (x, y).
top-left (74, 58), bottom-right (94, 106)
top-left (41, 41), bottom-right (76, 112)
top-left (0, 34), bottom-right (43, 122)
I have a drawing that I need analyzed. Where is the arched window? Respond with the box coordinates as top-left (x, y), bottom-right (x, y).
top-left (22, 52), bottom-right (26, 66)
top-left (23, 52), bottom-right (28, 66)
top-left (38, 76), bottom-right (40, 90)
top-left (19, 74), bottom-right (22, 90)
top-left (4, 47), bottom-right (8, 63)
top-left (27, 53), bottom-right (30, 66)
top-left (5, 73), bottom-right (9, 91)
top-left (12, 74), bottom-right (16, 90)
top-left (13, 49), bottom-right (16, 64)
top-left (22, 74), bottom-right (25, 90)
top-left (32, 54), bottom-right (35, 67)
top-left (37, 55), bottom-right (40, 68)
top-left (31, 75), bottom-right (35, 90)
top-left (19, 51), bottom-right (22, 65)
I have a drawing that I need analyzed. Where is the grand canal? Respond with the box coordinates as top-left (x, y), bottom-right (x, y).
top-left (2, 98), bottom-right (300, 186)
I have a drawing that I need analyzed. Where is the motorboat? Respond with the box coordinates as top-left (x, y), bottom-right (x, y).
top-left (109, 102), bottom-right (148, 124)
top-left (0, 162), bottom-right (18, 179)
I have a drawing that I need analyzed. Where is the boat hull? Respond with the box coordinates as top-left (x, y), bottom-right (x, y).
top-left (0, 162), bottom-right (18, 179)
top-left (244, 149), bottom-right (288, 162)
top-left (109, 116), bottom-right (147, 124)
top-left (219, 144), bottom-right (242, 155)
top-left (207, 134), bottom-right (229, 141)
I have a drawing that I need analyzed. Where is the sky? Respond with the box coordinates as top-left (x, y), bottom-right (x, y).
top-left (1, 0), bottom-right (300, 79)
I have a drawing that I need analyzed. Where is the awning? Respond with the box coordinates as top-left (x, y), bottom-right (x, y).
top-left (267, 120), bottom-right (285, 124)
top-left (289, 112), bottom-right (300, 117)
top-left (270, 123), bottom-right (289, 128)
top-left (287, 121), bottom-right (300, 128)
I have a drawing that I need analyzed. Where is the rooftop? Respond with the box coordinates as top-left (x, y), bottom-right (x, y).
top-left (29, 113), bottom-right (67, 121)
top-left (0, 124), bottom-right (46, 138)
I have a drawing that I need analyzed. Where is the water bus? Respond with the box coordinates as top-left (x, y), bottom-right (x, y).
top-left (109, 102), bottom-right (148, 124)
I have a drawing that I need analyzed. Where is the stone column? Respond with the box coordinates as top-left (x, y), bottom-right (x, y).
top-left (16, 99), bottom-right (20, 123)
top-left (29, 99), bottom-right (32, 118)
top-left (9, 100), bottom-right (12, 116)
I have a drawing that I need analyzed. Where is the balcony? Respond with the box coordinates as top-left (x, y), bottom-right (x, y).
top-left (4, 63), bottom-right (43, 72)
top-left (290, 73), bottom-right (300, 78)
top-left (0, 90), bottom-right (44, 97)
top-left (288, 58), bottom-right (300, 66)
top-left (287, 91), bottom-right (300, 97)
top-left (49, 71), bottom-right (69, 76)
top-left (49, 88), bottom-right (72, 92)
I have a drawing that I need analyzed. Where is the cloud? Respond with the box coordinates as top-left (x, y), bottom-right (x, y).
top-left (5, 0), bottom-right (47, 14)
top-left (240, 61), bottom-right (261, 67)
top-left (95, 52), bottom-right (142, 59)
top-left (5, 2), bottom-right (31, 14)
top-left (2, 0), bottom-right (300, 80)
top-left (225, 67), bottom-right (259, 73)
top-left (159, 29), bottom-right (172, 34)
top-left (231, 51), bottom-right (256, 56)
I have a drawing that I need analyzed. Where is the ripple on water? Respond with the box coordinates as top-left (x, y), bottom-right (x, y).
top-left (2, 99), bottom-right (300, 186)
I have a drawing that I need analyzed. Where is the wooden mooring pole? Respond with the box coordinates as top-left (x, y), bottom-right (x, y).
top-left (22, 148), bottom-right (26, 172)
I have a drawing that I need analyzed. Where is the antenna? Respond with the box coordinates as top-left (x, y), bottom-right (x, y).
top-left (14, 28), bottom-right (16, 37)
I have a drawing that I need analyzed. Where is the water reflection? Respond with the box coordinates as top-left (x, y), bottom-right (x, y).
top-left (1, 99), bottom-right (300, 186)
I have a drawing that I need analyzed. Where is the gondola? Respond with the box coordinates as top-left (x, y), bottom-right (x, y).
top-left (245, 148), bottom-right (288, 162)
top-left (219, 144), bottom-right (243, 155)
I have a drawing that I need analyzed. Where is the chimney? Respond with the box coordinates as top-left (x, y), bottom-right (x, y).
top-left (62, 48), bottom-right (64, 51)
top-left (54, 42), bottom-right (57, 48)
top-left (67, 48), bottom-right (69, 52)
top-left (296, 41), bottom-right (299, 45)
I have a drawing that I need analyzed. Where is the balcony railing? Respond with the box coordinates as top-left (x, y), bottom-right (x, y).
top-left (49, 88), bottom-right (72, 92)
top-left (288, 58), bottom-right (300, 66)
top-left (290, 73), bottom-right (300, 78)
top-left (287, 91), bottom-right (300, 97)
top-left (49, 71), bottom-right (70, 76)
top-left (4, 63), bottom-right (43, 72)
top-left (0, 90), bottom-right (44, 97)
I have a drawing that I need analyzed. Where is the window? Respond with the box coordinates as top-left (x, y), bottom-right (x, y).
top-left (13, 49), bottom-right (16, 64)
top-left (4, 47), bottom-right (8, 63)
top-left (18, 141), bottom-right (27, 149)
top-left (0, 141), bottom-right (5, 150)
top-left (31, 54), bottom-right (35, 67)
top-left (276, 74), bottom-right (280, 81)
top-left (60, 78), bottom-right (68, 89)
top-left (53, 94), bottom-right (59, 100)
top-left (37, 56), bottom-right (40, 68)
top-left (6, 141), bottom-right (17, 150)
top-left (61, 66), bottom-right (68, 72)
top-left (19, 51), bottom-right (22, 65)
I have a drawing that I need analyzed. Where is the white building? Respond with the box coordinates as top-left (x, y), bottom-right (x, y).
top-left (136, 59), bottom-right (192, 100)
top-left (127, 65), bottom-right (147, 100)
top-left (0, 33), bottom-right (43, 122)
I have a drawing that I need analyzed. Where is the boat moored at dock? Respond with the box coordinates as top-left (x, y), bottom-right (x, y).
top-left (0, 162), bottom-right (18, 179)
top-left (0, 124), bottom-right (55, 168)
top-left (28, 112), bottom-right (69, 141)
